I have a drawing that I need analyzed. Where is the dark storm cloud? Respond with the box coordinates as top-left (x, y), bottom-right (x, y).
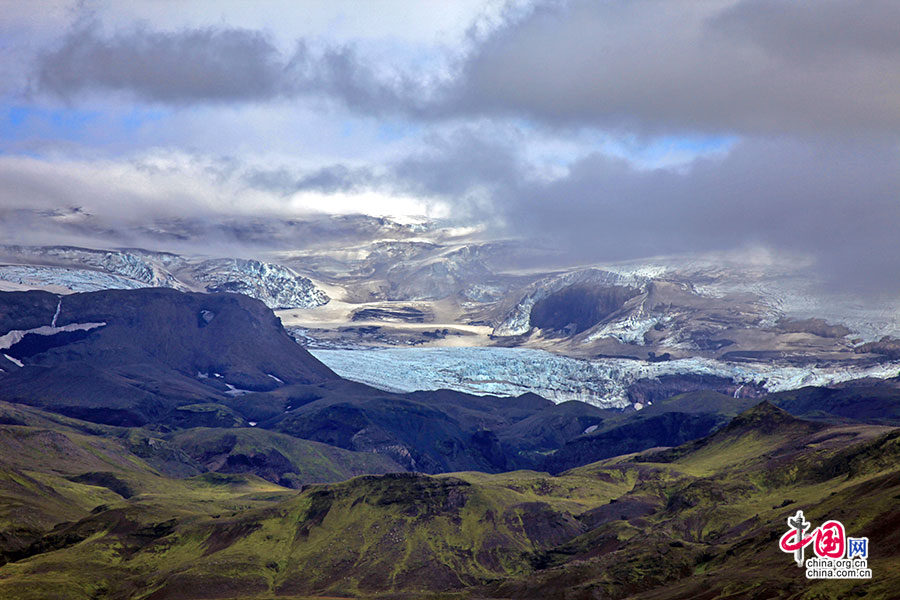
top-left (392, 128), bottom-right (524, 198)
top-left (494, 137), bottom-right (900, 290)
top-left (37, 25), bottom-right (287, 103)
top-left (33, 1), bottom-right (900, 136)
top-left (712, 0), bottom-right (900, 60)
top-left (243, 129), bottom-right (523, 201)
top-left (35, 24), bottom-right (418, 108)
top-left (450, 0), bottom-right (900, 135)
top-left (287, 42), bottom-right (428, 114)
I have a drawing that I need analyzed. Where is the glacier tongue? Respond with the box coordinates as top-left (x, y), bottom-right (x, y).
top-left (310, 346), bottom-right (900, 409)
top-left (0, 264), bottom-right (147, 293)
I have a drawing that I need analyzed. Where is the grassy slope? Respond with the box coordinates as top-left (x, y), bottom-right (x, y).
top-left (0, 402), bottom-right (898, 599)
top-left (494, 403), bottom-right (900, 599)
top-left (167, 428), bottom-right (405, 487)
top-left (0, 464), bottom-right (632, 598)
top-left (0, 402), bottom-right (405, 599)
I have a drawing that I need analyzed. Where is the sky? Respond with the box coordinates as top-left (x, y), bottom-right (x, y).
top-left (1, 0), bottom-right (899, 289)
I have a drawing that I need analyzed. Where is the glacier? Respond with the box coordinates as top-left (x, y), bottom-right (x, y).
top-left (191, 258), bottom-right (328, 310)
top-left (310, 346), bottom-right (900, 408)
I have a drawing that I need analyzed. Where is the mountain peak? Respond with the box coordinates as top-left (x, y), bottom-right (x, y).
top-left (722, 400), bottom-right (806, 435)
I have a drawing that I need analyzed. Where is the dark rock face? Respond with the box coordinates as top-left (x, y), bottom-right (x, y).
top-left (66, 472), bottom-right (135, 499)
top-left (776, 317), bottom-right (851, 339)
top-left (42, 288), bottom-right (337, 387)
top-left (0, 288), bottom-right (336, 427)
top-left (5, 328), bottom-right (95, 360)
top-left (350, 306), bottom-right (430, 323)
top-left (855, 336), bottom-right (900, 359)
top-left (529, 284), bottom-right (640, 334)
top-left (626, 374), bottom-right (766, 405)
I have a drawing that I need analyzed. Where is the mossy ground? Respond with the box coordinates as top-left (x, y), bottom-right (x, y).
top-left (0, 402), bottom-right (898, 599)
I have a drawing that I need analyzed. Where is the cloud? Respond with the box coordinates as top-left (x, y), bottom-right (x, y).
top-left (244, 164), bottom-right (380, 195)
top-left (493, 136), bottom-right (900, 290)
top-left (34, 23), bottom-right (425, 111)
top-left (449, 0), bottom-right (900, 136)
top-left (9, 0), bottom-right (900, 294)
top-left (235, 127), bottom-right (900, 293)
top-left (31, 1), bottom-right (900, 137)
top-left (2, 124), bottom-right (899, 291)
top-left (393, 127), bottom-right (525, 198)
top-left (0, 152), bottom-right (450, 254)
top-left (36, 25), bottom-right (288, 103)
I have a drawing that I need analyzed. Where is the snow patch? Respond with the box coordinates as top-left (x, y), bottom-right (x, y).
top-left (51, 298), bottom-right (62, 327)
top-left (0, 322), bottom-right (107, 352)
top-left (224, 383), bottom-right (252, 397)
top-left (587, 316), bottom-right (659, 345)
top-left (193, 258), bottom-right (329, 309)
top-left (0, 265), bottom-right (146, 293)
top-left (3, 354), bottom-right (23, 367)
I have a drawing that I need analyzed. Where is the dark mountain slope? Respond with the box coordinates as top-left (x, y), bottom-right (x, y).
top-left (500, 400), bottom-right (613, 467)
top-left (0, 288), bottom-right (338, 426)
top-left (0, 289), bottom-right (616, 473)
top-left (542, 391), bottom-right (757, 473)
top-left (543, 381), bottom-right (900, 477)
top-left (770, 380), bottom-right (900, 424)
top-left (0, 290), bottom-right (60, 333)
top-left (22, 288), bottom-right (337, 387)
top-left (545, 410), bottom-right (725, 474)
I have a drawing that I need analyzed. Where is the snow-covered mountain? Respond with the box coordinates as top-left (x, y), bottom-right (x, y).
top-left (0, 245), bottom-right (329, 310)
top-left (6, 241), bottom-right (900, 373)
top-left (492, 268), bottom-right (640, 337)
top-left (188, 258), bottom-right (328, 310)
top-left (0, 245), bottom-right (186, 290)
top-left (6, 240), bottom-right (900, 413)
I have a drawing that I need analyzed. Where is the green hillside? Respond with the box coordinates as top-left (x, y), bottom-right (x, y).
top-left (0, 400), bottom-right (897, 598)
